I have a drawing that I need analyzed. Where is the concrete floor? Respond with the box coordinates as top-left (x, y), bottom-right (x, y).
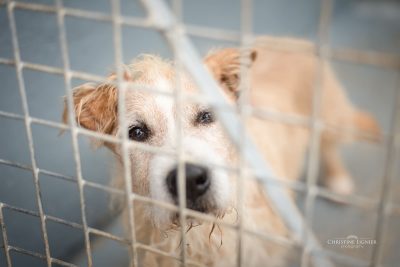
top-left (0, 0), bottom-right (399, 266)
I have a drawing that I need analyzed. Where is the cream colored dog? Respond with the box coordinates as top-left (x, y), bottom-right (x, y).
top-left (63, 37), bottom-right (380, 267)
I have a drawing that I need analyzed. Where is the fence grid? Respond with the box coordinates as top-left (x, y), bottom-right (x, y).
top-left (5, 0), bottom-right (52, 266)
top-left (301, 1), bottom-right (334, 267)
top-left (0, 0), bottom-right (399, 267)
top-left (54, 0), bottom-right (94, 265)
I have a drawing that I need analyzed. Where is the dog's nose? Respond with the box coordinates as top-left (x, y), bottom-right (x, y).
top-left (166, 163), bottom-right (210, 201)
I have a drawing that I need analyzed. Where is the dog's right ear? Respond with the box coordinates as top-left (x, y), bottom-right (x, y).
top-left (204, 48), bottom-right (257, 99)
top-left (62, 82), bottom-right (118, 135)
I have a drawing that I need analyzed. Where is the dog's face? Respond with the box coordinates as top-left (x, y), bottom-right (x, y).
top-left (118, 72), bottom-right (234, 228)
top-left (63, 49), bottom-right (256, 229)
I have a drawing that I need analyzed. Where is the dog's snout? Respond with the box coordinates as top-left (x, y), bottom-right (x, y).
top-left (186, 164), bottom-right (210, 199)
top-left (166, 163), bottom-right (210, 201)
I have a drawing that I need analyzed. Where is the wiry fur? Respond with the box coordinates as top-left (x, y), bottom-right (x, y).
top-left (62, 37), bottom-right (380, 266)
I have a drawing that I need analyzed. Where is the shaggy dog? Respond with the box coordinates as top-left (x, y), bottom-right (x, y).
top-left (63, 37), bottom-right (380, 267)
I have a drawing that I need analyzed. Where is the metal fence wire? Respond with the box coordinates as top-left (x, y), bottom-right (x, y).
top-left (0, 0), bottom-right (399, 267)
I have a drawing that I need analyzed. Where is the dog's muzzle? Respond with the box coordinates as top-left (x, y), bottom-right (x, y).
top-left (166, 163), bottom-right (211, 212)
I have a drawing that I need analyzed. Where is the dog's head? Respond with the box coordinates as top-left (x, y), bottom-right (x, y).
top-left (63, 49), bottom-right (256, 229)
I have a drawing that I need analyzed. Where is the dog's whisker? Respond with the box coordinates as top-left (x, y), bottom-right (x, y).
top-left (217, 224), bottom-right (223, 249)
top-left (232, 206), bottom-right (239, 223)
top-left (209, 222), bottom-right (216, 243)
top-left (186, 221), bottom-right (194, 234)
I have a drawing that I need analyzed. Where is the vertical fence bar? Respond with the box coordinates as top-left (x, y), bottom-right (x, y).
top-left (171, 0), bottom-right (188, 266)
top-left (0, 204), bottom-right (12, 267)
top-left (174, 45), bottom-right (188, 267)
top-left (110, 0), bottom-right (139, 266)
top-left (54, 0), bottom-right (93, 265)
top-left (236, 0), bottom-right (253, 266)
top-left (6, 1), bottom-right (52, 266)
top-left (3, 0), bottom-right (387, 266)
top-left (371, 77), bottom-right (400, 267)
top-left (300, 0), bottom-right (333, 267)
top-left (139, 1), bottom-right (334, 266)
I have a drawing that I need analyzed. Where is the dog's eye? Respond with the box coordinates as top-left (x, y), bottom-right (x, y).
top-left (196, 110), bottom-right (214, 125)
top-left (128, 124), bottom-right (150, 142)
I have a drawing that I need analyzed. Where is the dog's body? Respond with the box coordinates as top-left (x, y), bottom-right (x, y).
top-left (64, 37), bottom-right (380, 267)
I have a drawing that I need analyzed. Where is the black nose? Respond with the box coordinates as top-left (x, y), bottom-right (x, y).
top-left (166, 163), bottom-right (210, 201)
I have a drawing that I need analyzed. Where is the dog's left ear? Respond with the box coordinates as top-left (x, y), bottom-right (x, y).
top-left (204, 48), bottom-right (257, 99)
top-left (62, 82), bottom-right (118, 136)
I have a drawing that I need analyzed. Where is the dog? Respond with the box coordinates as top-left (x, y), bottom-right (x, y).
top-left (62, 37), bottom-right (380, 267)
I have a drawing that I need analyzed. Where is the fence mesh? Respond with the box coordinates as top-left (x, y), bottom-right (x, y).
top-left (0, 0), bottom-right (399, 267)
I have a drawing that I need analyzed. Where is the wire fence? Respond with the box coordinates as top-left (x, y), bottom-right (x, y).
top-left (0, 0), bottom-right (399, 267)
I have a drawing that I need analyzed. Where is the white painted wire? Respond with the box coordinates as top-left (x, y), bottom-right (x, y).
top-left (0, 0), bottom-right (398, 267)
top-left (236, 0), bottom-right (253, 266)
top-left (139, 0), bottom-right (333, 266)
top-left (110, 0), bottom-right (139, 266)
top-left (54, 0), bottom-right (95, 265)
top-left (6, 1), bottom-right (52, 266)
top-left (170, 0), bottom-right (188, 265)
top-left (371, 78), bottom-right (400, 266)
top-left (301, 1), bottom-right (334, 267)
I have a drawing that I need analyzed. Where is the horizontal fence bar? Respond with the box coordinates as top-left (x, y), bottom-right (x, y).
top-left (0, 143), bottom-right (386, 215)
top-left (6, 0), bottom-right (53, 265)
top-left (0, 202), bottom-right (129, 244)
top-left (0, 58), bottom-right (105, 82)
top-left (1, 199), bottom-right (380, 267)
top-left (1, 0), bottom-right (398, 266)
top-left (6, 244), bottom-right (78, 267)
top-left (0, 109), bottom-right (382, 201)
top-left (0, 56), bottom-right (390, 146)
top-left (0, 87), bottom-right (388, 143)
top-left (0, 1), bottom-right (398, 70)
